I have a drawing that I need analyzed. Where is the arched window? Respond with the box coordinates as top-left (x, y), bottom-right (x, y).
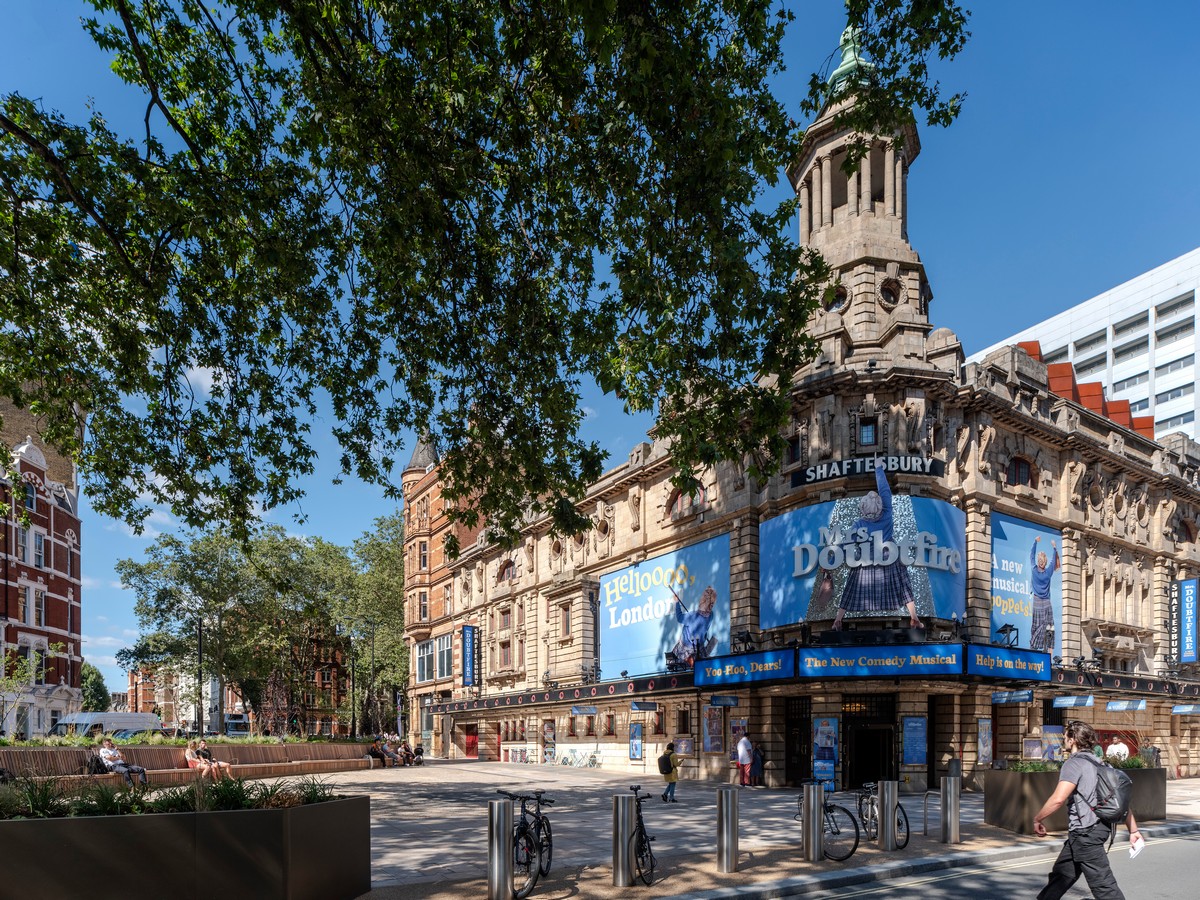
top-left (669, 485), bottom-right (707, 519)
top-left (1006, 456), bottom-right (1035, 488)
top-left (497, 560), bottom-right (516, 583)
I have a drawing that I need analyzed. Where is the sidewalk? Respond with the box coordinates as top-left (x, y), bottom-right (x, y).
top-left (342, 761), bottom-right (1200, 900)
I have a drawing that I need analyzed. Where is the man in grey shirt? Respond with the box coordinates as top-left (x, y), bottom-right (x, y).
top-left (1032, 720), bottom-right (1141, 900)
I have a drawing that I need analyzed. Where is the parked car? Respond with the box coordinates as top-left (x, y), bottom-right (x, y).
top-left (110, 728), bottom-right (169, 741)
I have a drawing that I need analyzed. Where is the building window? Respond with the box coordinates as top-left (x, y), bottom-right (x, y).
top-left (418, 541), bottom-right (428, 571)
top-left (676, 707), bottom-right (691, 734)
top-left (1129, 398), bottom-right (1149, 413)
top-left (499, 607), bottom-right (512, 630)
top-left (23, 483), bottom-right (35, 512)
top-left (499, 641), bottom-right (511, 669)
top-left (1074, 353), bottom-right (1107, 377)
top-left (17, 586), bottom-right (29, 623)
top-left (1156, 411), bottom-right (1196, 430)
top-left (1006, 457), bottom-right (1035, 487)
top-left (1112, 371), bottom-right (1149, 392)
top-left (418, 591), bottom-right (428, 621)
top-left (1156, 383), bottom-right (1195, 405)
top-left (585, 715), bottom-right (595, 736)
top-left (653, 711), bottom-right (665, 735)
top-left (16, 527), bottom-right (27, 563)
top-left (35, 590), bottom-right (45, 627)
top-left (1157, 354), bottom-right (1194, 376)
top-left (568, 716), bottom-right (577, 737)
top-left (1112, 337), bottom-right (1148, 364)
top-left (559, 602), bottom-right (572, 638)
top-left (1156, 319), bottom-right (1195, 347)
top-left (33, 533), bottom-right (45, 569)
top-left (1043, 347), bottom-right (1069, 365)
top-left (669, 485), bottom-right (707, 518)
top-left (859, 417), bottom-right (878, 446)
top-left (1113, 311), bottom-right (1148, 337)
top-left (415, 641), bottom-right (434, 683)
top-left (497, 560), bottom-right (515, 583)
top-left (1155, 291), bottom-right (1195, 321)
top-left (604, 713), bottom-right (616, 736)
top-left (435, 634), bottom-right (453, 679)
top-left (1073, 330), bottom-right (1107, 354)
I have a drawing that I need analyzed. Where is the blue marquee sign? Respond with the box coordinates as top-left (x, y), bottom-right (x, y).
top-left (992, 690), bottom-right (1034, 704)
top-left (695, 650), bottom-right (795, 686)
top-left (1053, 695), bottom-right (1094, 708)
top-left (966, 644), bottom-right (1052, 681)
top-left (797, 644), bottom-right (961, 678)
top-left (1105, 700), bottom-right (1146, 712)
top-left (1172, 705), bottom-right (1200, 715)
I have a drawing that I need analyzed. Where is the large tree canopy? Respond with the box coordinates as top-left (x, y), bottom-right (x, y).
top-left (0, 1), bottom-right (967, 547)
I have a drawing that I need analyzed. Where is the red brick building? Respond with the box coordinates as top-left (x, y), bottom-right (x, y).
top-left (1, 433), bottom-right (82, 737)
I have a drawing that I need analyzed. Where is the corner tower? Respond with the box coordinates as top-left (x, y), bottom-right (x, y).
top-left (788, 28), bottom-right (944, 373)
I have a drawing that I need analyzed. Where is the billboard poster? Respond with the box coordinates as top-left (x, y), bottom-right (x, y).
top-left (902, 716), bottom-right (927, 766)
top-left (977, 718), bottom-right (993, 768)
top-left (760, 461), bottom-right (965, 629)
top-left (599, 533), bottom-right (731, 676)
top-left (813, 716), bottom-right (839, 786)
top-left (629, 722), bottom-right (643, 761)
top-left (703, 705), bottom-right (725, 754)
top-left (990, 513), bottom-right (1062, 655)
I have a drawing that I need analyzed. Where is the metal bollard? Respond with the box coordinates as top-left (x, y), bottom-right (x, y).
top-left (878, 780), bottom-right (899, 851)
top-left (940, 775), bottom-right (961, 844)
top-left (717, 786), bottom-right (739, 873)
top-left (801, 783), bottom-right (824, 862)
top-left (487, 799), bottom-right (513, 900)
top-left (613, 793), bottom-right (636, 886)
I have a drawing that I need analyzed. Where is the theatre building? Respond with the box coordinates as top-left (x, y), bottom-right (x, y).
top-left (406, 34), bottom-right (1200, 790)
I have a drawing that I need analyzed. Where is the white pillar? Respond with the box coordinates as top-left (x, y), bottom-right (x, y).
top-left (896, 153), bottom-right (906, 233)
top-left (822, 155), bottom-right (833, 227)
top-left (860, 144), bottom-right (873, 214)
top-left (799, 179), bottom-right (811, 244)
top-left (810, 169), bottom-right (822, 235)
top-left (884, 143), bottom-right (895, 217)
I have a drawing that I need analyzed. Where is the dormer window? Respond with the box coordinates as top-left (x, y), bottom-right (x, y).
top-left (23, 483), bottom-right (35, 512)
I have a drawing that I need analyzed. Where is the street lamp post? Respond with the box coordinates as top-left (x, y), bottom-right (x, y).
top-left (196, 620), bottom-right (204, 737)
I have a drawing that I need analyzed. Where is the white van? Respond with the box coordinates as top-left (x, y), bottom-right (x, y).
top-left (47, 712), bottom-right (164, 738)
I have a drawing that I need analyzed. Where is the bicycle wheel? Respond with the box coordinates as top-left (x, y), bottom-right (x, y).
top-left (512, 825), bottom-right (540, 899)
top-left (537, 817), bottom-right (554, 876)
top-left (894, 803), bottom-right (910, 849)
top-left (856, 792), bottom-right (871, 823)
top-left (629, 827), bottom-right (656, 886)
top-left (822, 804), bottom-right (860, 862)
top-left (861, 798), bottom-right (878, 841)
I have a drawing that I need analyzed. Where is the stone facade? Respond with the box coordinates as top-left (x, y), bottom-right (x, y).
top-left (402, 53), bottom-right (1200, 789)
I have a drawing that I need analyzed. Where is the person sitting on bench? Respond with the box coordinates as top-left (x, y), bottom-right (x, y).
top-left (98, 738), bottom-right (148, 786)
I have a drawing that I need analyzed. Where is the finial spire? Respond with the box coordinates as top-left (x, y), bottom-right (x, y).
top-left (828, 25), bottom-right (873, 93)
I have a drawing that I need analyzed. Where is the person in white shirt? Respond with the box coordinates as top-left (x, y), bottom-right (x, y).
top-left (1106, 738), bottom-right (1130, 761)
top-left (98, 738), bottom-right (148, 786)
top-left (736, 732), bottom-right (754, 787)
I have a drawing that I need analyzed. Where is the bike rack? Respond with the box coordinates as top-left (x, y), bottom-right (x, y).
top-left (487, 798), bottom-right (513, 900)
top-left (716, 786), bottom-right (738, 873)
top-left (612, 793), bottom-right (635, 887)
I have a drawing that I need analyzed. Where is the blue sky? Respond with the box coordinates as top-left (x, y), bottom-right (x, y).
top-left (4, 2), bottom-right (1200, 692)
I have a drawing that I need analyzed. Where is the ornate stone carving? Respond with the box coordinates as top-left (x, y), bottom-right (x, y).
top-left (628, 488), bottom-right (641, 532)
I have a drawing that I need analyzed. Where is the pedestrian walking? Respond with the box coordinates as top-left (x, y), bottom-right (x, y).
top-left (1033, 720), bottom-right (1141, 900)
top-left (736, 731), bottom-right (753, 786)
top-left (750, 742), bottom-right (765, 787)
top-left (659, 742), bottom-right (684, 803)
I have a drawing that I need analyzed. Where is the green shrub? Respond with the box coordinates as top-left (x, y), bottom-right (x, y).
top-left (1006, 759), bottom-right (1061, 773)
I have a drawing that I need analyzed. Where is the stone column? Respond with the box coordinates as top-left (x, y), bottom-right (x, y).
top-left (896, 154), bottom-right (906, 234)
top-left (799, 179), bottom-right (810, 244)
top-left (811, 167), bottom-right (822, 235)
top-left (848, 166), bottom-right (859, 216)
top-left (884, 144), bottom-right (895, 218)
top-left (821, 155), bottom-right (833, 228)
top-left (860, 143), bottom-right (873, 214)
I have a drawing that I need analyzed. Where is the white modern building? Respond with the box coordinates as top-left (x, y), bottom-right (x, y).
top-left (971, 247), bottom-right (1200, 441)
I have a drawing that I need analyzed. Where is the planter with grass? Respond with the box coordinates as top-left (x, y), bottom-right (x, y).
top-left (0, 776), bottom-right (369, 900)
top-left (984, 757), bottom-right (1166, 834)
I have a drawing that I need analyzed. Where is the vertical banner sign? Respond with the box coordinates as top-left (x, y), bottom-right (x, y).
top-left (990, 513), bottom-right (1063, 655)
top-left (977, 718), bottom-right (993, 768)
top-left (1180, 579), bottom-right (1198, 664)
top-left (813, 716), bottom-right (839, 787)
top-left (629, 722), bottom-right (643, 761)
top-left (461, 624), bottom-right (476, 687)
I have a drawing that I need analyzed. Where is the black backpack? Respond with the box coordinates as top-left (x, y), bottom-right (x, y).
top-left (85, 753), bottom-right (109, 775)
top-left (657, 752), bottom-right (673, 775)
top-left (1085, 754), bottom-right (1133, 825)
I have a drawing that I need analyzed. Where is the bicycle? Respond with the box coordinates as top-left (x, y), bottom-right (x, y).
top-left (854, 781), bottom-right (910, 849)
top-left (528, 789), bottom-right (555, 877)
top-left (793, 779), bottom-right (860, 861)
top-left (497, 790), bottom-right (542, 898)
top-left (627, 785), bottom-right (657, 885)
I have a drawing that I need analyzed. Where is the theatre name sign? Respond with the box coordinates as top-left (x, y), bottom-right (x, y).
top-left (797, 455), bottom-right (944, 487)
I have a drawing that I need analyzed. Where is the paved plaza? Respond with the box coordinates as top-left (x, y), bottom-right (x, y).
top-left (333, 760), bottom-right (1200, 899)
